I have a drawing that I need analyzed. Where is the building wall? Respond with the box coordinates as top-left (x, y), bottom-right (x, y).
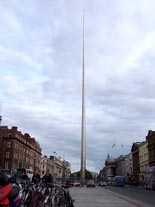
top-left (40, 156), bottom-right (48, 177)
top-left (105, 159), bottom-right (116, 178)
top-left (48, 156), bottom-right (71, 179)
top-left (47, 157), bottom-right (54, 176)
top-left (139, 141), bottom-right (149, 177)
top-left (124, 153), bottom-right (133, 176)
top-left (116, 154), bottom-right (133, 177)
top-left (147, 130), bottom-right (155, 167)
top-left (131, 143), bottom-right (141, 176)
top-left (0, 126), bottom-right (42, 173)
top-left (63, 161), bottom-right (71, 178)
top-left (116, 156), bottom-right (126, 176)
top-left (53, 157), bottom-right (64, 178)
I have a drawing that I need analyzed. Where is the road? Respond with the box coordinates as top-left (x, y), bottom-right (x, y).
top-left (70, 187), bottom-right (154, 207)
top-left (107, 186), bottom-right (155, 207)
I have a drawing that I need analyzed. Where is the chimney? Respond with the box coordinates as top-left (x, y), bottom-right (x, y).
top-left (0, 115), bottom-right (2, 126)
top-left (12, 126), bottom-right (18, 131)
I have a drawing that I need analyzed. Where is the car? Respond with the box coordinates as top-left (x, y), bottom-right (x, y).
top-left (99, 181), bottom-right (107, 187)
top-left (62, 181), bottom-right (73, 188)
top-left (17, 168), bottom-right (33, 180)
top-left (86, 180), bottom-right (96, 187)
top-left (73, 182), bottom-right (81, 187)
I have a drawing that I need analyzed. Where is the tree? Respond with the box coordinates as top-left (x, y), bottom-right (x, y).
top-left (70, 169), bottom-right (93, 180)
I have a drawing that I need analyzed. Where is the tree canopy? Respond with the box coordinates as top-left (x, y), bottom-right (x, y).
top-left (70, 169), bottom-right (93, 180)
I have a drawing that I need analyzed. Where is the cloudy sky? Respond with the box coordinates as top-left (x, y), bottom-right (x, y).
top-left (1, 0), bottom-right (155, 172)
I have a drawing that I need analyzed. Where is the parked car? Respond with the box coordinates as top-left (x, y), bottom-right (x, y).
top-left (62, 181), bottom-right (73, 188)
top-left (73, 182), bottom-right (81, 187)
top-left (99, 181), bottom-right (107, 187)
top-left (87, 180), bottom-right (96, 187)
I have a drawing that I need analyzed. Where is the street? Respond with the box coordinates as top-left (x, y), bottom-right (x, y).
top-left (107, 186), bottom-right (155, 207)
top-left (70, 187), bottom-right (154, 207)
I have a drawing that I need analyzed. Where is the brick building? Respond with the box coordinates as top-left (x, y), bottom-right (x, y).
top-left (131, 142), bottom-right (141, 184)
top-left (146, 130), bottom-right (155, 167)
top-left (0, 126), bottom-right (42, 173)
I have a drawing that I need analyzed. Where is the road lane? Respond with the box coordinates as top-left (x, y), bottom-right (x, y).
top-left (70, 187), bottom-right (147, 207)
top-left (107, 186), bottom-right (155, 207)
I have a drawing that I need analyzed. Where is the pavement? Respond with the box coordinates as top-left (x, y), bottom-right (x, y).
top-left (70, 187), bottom-right (154, 207)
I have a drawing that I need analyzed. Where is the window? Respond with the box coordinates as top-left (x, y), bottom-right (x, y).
top-left (5, 161), bottom-right (9, 169)
top-left (14, 153), bottom-right (18, 159)
top-left (7, 142), bottom-right (11, 148)
top-left (14, 143), bottom-right (18, 149)
top-left (6, 152), bottom-right (10, 159)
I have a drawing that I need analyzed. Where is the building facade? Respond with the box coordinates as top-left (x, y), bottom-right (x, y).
top-left (63, 160), bottom-right (71, 178)
top-left (124, 153), bottom-right (133, 176)
top-left (53, 156), bottom-right (64, 178)
top-left (147, 130), bottom-right (155, 167)
top-left (99, 153), bottom-right (133, 183)
top-left (115, 155), bottom-right (126, 176)
top-left (131, 142), bottom-right (141, 184)
top-left (139, 141), bottom-right (149, 183)
top-left (40, 155), bottom-right (71, 179)
top-left (0, 126), bottom-right (42, 173)
top-left (40, 156), bottom-right (48, 177)
top-left (105, 159), bottom-right (116, 179)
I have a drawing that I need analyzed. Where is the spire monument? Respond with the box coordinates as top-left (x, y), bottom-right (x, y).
top-left (80, 12), bottom-right (86, 185)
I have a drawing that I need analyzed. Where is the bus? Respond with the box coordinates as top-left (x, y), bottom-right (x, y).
top-left (17, 168), bottom-right (33, 180)
top-left (114, 176), bottom-right (125, 187)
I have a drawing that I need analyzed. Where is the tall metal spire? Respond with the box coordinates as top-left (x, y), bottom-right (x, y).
top-left (81, 12), bottom-right (86, 185)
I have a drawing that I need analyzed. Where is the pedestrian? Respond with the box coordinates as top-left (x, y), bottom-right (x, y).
top-left (32, 173), bottom-right (40, 184)
top-left (0, 173), bottom-right (12, 207)
top-left (42, 172), bottom-right (53, 184)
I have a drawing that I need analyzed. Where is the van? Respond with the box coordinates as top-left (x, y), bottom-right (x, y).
top-left (17, 168), bottom-right (33, 180)
top-left (25, 169), bottom-right (33, 180)
top-left (114, 176), bottom-right (125, 187)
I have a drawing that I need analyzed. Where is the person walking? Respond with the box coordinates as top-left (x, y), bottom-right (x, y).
top-left (0, 173), bottom-right (12, 207)
top-left (42, 172), bottom-right (53, 184)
